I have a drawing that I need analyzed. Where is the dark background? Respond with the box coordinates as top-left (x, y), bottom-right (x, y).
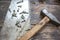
top-left (0, 0), bottom-right (11, 40)
top-left (0, 0), bottom-right (11, 30)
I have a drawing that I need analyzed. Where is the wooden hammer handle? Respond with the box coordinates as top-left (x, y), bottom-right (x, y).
top-left (19, 16), bottom-right (50, 40)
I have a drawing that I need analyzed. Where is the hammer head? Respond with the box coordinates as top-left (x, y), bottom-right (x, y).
top-left (40, 9), bottom-right (60, 26)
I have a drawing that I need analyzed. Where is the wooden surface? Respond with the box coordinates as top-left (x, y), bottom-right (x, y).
top-left (30, 0), bottom-right (60, 40)
top-left (0, 0), bottom-right (60, 40)
top-left (19, 16), bottom-right (50, 40)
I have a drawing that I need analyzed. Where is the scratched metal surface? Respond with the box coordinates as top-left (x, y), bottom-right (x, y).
top-left (0, 0), bottom-right (30, 40)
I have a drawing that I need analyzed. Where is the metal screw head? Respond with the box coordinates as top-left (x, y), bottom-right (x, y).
top-left (20, 11), bottom-right (28, 14)
top-left (17, 0), bottom-right (23, 4)
top-left (21, 15), bottom-right (25, 19)
top-left (12, 10), bottom-right (17, 17)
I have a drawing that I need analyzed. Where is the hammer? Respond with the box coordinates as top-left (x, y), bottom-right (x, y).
top-left (19, 9), bottom-right (60, 40)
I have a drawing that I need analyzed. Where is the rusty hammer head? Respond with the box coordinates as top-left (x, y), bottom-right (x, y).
top-left (40, 9), bottom-right (60, 26)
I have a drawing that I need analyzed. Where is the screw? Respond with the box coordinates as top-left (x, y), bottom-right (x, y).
top-left (12, 10), bottom-right (17, 17)
top-left (15, 21), bottom-right (21, 28)
top-left (18, 5), bottom-right (22, 8)
top-left (17, 8), bottom-right (19, 12)
top-left (20, 11), bottom-right (28, 14)
top-left (21, 20), bottom-right (25, 23)
top-left (17, 0), bottom-right (23, 4)
top-left (15, 21), bottom-right (20, 25)
top-left (21, 15), bottom-right (25, 19)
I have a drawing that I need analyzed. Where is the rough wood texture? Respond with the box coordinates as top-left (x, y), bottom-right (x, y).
top-left (30, 0), bottom-right (60, 40)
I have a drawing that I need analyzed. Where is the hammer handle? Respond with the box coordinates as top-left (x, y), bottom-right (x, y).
top-left (19, 16), bottom-right (50, 40)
